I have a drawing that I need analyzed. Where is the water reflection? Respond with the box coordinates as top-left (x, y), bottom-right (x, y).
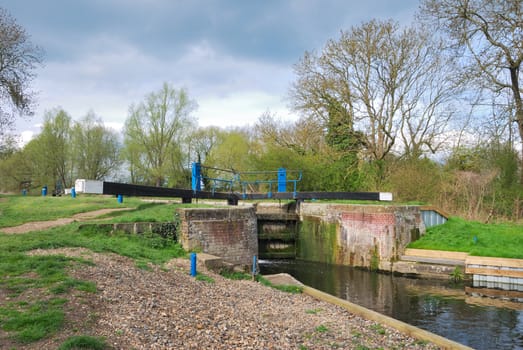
top-left (260, 259), bottom-right (523, 350)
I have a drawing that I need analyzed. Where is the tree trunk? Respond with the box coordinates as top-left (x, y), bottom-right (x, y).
top-left (509, 66), bottom-right (523, 184)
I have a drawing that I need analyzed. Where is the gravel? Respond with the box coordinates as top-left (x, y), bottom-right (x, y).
top-left (22, 247), bottom-right (440, 350)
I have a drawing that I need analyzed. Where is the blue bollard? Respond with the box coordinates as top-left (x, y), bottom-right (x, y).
top-left (71, 187), bottom-right (76, 198)
top-left (252, 255), bottom-right (258, 280)
top-left (190, 253), bottom-right (197, 277)
top-left (41, 186), bottom-right (47, 196)
top-left (117, 194), bottom-right (123, 204)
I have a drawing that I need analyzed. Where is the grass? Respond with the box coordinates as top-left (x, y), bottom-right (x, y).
top-left (0, 194), bottom-right (142, 228)
top-left (257, 275), bottom-right (303, 294)
top-left (0, 298), bottom-right (67, 343)
top-left (0, 206), bottom-right (187, 349)
top-left (58, 335), bottom-right (108, 350)
top-left (408, 217), bottom-right (523, 258)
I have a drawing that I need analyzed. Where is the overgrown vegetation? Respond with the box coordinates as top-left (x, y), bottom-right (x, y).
top-left (409, 217), bottom-right (523, 259)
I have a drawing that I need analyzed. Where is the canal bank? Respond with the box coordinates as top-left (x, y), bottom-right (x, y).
top-left (260, 259), bottom-right (523, 350)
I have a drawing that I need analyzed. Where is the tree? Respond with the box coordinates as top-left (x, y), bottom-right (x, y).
top-left (189, 126), bottom-right (222, 164)
top-left (71, 112), bottom-right (121, 180)
top-left (205, 128), bottom-right (252, 173)
top-left (252, 112), bottom-right (364, 191)
top-left (123, 83), bottom-right (197, 187)
top-left (0, 7), bottom-right (43, 139)
top-left (23, 109), bottom-right (72, 190)
top-left (290, 20), bottom-right (463, 165)
top-left (420, 0), bottom-right (523, 182)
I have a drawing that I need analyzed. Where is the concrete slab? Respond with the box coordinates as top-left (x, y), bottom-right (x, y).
top-left (263, 273), bottom-right (304, 287)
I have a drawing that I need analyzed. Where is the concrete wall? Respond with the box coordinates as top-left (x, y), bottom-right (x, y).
top-left (297, 203), bottom-right (425, 270)
top-left (177, 207), bottom-right (258, 267)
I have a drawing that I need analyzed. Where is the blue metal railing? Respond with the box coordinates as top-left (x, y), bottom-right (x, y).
top-left (191, 163), bottom-right (302, 198)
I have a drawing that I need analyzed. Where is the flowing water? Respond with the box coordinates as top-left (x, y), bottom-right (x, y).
top-left (259, 259), bottom-right (523, 350)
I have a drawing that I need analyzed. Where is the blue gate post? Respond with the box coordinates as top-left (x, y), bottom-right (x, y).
top-left (190, 252), bottom-right (197, 277)
top-left (192, 162), bottom-right (202, 191)
top-left (277, 168), bottom-right (287, 192)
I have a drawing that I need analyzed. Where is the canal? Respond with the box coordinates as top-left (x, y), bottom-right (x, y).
top-left (259, 259), bottom-right (523, 350)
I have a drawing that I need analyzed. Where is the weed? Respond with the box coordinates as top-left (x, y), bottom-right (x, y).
top-left (58, 335), bottom-right (108, 350)
top-left (355, 345), bottom-right (370, 350)
top-left (370, 323), bottom-right (387, 335)
top-left (257, 275), bottom-right (302, 294)
top-left (449, 266), bottom-right (463, 283)
top-left (196, 274), bottom-right (215, 283)
top-left (315, 324), bottom-right (329, 333)
top-left (220, 270), bottom-right (251, 280)
top-left (305, 308), bottom-right (322, 314)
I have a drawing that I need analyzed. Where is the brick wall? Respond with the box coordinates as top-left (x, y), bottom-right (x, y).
top-left (177, 207), bottom-right (258, 267)
top-left (298, 204), bottom-right (425, 270)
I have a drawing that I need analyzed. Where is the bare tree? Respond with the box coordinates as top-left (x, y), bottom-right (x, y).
top-left (421, 0), bottom-right (523, 181)
top-left (0, 7), bottom-right (43, 139)
top-left (290, 19), bottom-right (463, 162)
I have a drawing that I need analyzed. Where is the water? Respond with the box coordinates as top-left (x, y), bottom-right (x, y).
top-left (260, 259), bottom-right (523, 350)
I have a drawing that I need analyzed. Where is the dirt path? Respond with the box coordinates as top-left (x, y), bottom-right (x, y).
top-left (0, 208), bottom-right (132, 234)
top-left (7, 247), bottom-right (439, 350)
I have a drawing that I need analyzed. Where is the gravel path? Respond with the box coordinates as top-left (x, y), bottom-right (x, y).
top-left (21, 248), bottom-right (440, 350)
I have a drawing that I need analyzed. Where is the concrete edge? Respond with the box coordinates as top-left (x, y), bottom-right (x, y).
top-left (302, 286), bottom-right (473, 350)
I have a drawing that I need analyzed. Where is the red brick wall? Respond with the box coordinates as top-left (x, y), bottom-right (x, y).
top-left (177, 207), bottom-right (258, 267)
top-left (300, 204), bottom-right (424, 270)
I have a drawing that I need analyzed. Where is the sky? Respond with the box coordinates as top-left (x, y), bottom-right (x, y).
top-left (2, 0), bottom-right (419, 144)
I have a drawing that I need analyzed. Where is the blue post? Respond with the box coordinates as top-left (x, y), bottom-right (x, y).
top-left (252, 255), bottom-right (258, 280)
top-left (71, 187), bottom-right (76, 198)
top-left (117, 194), bottom-right (123, 204)
top-left (277, 168), bottom-right (287, 192)
top-left (192, 162), bottom-right (202, 191)
top-left (190, 252), bottom-right (197, 277)
top-left (41, 186), bottom-right (47, 196)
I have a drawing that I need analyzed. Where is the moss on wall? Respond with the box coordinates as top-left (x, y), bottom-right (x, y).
top-left (297, 216), bottom-right (340, 264)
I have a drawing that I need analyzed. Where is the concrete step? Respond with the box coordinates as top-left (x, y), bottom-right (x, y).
top-left (400, 255), bottom-right (466, 266)
top-left (403, 248), bottom-right (468, 261)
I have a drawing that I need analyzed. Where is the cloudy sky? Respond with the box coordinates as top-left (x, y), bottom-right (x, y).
top-left (3, 0), bottom-right (419, 143)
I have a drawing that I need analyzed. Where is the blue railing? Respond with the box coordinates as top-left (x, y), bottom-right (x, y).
top-left (191, 163), bottom-right (302, 198)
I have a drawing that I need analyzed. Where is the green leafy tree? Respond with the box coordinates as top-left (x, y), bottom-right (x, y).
top-left (71, 112), bottom-right (121, 180)
top-left (20, 109), bottom-right (73, 190)
top-left (123, 83), bottom-right (197, 186)
top-left (205, 128), bottom-right (252, 172)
